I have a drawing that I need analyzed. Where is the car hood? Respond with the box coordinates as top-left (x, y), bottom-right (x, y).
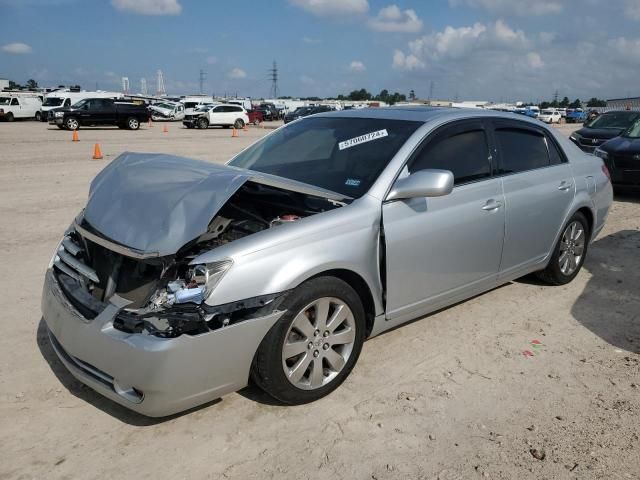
top-left (575, 127), bottom-right (624, 140)
top-left (82, 152), bottom-right (348, 257)
top-left (601, 136), bottom-right (640, 154)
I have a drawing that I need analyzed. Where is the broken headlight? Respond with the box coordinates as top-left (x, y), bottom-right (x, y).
top-left (164, 259), bottom-right (233, 305)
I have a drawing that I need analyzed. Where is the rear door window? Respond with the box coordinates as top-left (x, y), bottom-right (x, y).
top-left (494, 127), bottom-right (550, 174)
top-left (409, 121), bottom-right (492, 186)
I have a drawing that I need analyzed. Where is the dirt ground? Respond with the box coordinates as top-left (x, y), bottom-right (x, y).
top-left (0, 120), bottom-right (638, 480)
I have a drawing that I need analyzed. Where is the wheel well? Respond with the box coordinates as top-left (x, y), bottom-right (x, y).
top-left (310, 269), bottom-right (376, 338)
top-left (576, 207), bottom-right (594, 235)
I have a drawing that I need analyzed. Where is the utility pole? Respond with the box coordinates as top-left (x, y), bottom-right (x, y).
top-left (199, 69), bottom-right (206, 95)
top-left (268, 60), bottom-right (279, 99)
top-left (156, 70), bottom-right (166, 96)
top-left (429, 81), bottom-right (434, 101)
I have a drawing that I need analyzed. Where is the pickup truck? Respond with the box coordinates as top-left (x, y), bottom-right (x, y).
top-left (566, 109), bottom-right (588, 124)
top-left (49, 98), bottom-right (150, 130)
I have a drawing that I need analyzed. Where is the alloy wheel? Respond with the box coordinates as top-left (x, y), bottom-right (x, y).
top-left (282, 297), bottom-right (356, 390)
top-left (559, 220), bottom-right (585, 276)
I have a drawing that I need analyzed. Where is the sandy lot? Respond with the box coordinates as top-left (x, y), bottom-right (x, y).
top-left (0, 120), bottom-right (638, 480)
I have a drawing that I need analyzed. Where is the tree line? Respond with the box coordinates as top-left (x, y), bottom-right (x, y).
top-left (525, 96), bottom-right (608, 109)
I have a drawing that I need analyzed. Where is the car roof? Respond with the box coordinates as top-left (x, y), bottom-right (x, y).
top-left (314, 106), bottom-right (544, 126)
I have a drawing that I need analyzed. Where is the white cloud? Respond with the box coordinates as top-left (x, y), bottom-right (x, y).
top-left (300, 75), bottom-right (316, 85)
top-left (111, 0), bottom-right (182, 15)
top-left (526, 52), bottom-right (544, 69)
top-left (228, 68), bottom-right (247, 79)
top-left (289, 0), bottom-right (368, 17)
top-left (368, 5), bottom-right (422, 32)
top-left (608, 37), bottom-right (640, 64)
top-left (449, 0), bottom-right (562, 16)
top-left (392, 49), bottom-right (425, 70)
top-left (349, 60), bottom-right (366, 72)
top-left (2, 42), bottom-right (32, 54)
top-left (625, 0), bottom-right (640, 19)
top-left (303, 36), bottom-right (321, 44)
top-left (206, 56), bottom-right (217, 65)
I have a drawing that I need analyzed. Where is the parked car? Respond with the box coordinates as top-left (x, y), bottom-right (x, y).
top-left (180, 96), bottom-right (215, 116)
top-left (40, 89), bottom-right (121, 122)
top-left (569, 110), bottom-right (640, 153)
top-left (255, 103), bottom-right (279, 121)
top-left (566, 109), bottom-right (588, 124)
top-left (283, 105), bottom-right (333, 124)
top-left (182, 103), bottom-right (249, 129)
top-left (246, 109), bottom-right (264, 125)
top-left (594, 119), bottom-right (640, 190)
top-left (513, 107), bottom-right (537, 119)
top-left (539, 109), bottom-right (562, 124)
top-left (42, 108), bottom-right (612, 417)
top-left (49, 98), bottom-right (150, 130)
top-left (149, 101), bottom-right (185, 121)
top-left (0, 94), bottom-right (42, 121)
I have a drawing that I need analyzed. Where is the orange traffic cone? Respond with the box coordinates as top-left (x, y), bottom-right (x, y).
top-left (72, 130), bottom-right (79, 142)
top-left (232, 127), bottom-right (238, 138)
top-left (243, 123), bottom-right (248, 132)
top-left (163, 124), bottom-right (168, 133)
top-left (92, 143), bottom-right (103, 160)
top-left (148, 118), bottom-right (153, 127)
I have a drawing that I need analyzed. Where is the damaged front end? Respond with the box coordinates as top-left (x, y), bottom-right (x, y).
top-left (51, 153), bottom-right (346, 338)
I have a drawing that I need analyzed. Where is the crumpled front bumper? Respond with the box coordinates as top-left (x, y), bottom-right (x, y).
top-left (41, 269), bottom-right (283, 417)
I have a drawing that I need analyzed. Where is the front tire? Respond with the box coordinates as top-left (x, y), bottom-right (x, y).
top-left (537, 211), bottom-right (590, 285)
top-left (252, 276), bottom-right (365, 404)
top-left (197, 117), bottom-right (209, 129)
top-left (126, 117), bottom-right (140, 130)
top-left (5, 112), bottom-right (14, 122)
top-left (65, 117), bottom-right (79, 130)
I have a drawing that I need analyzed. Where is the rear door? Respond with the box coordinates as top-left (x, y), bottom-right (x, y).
top-left (489, 119), bottom-right (575, 278)
top-left (383, 119), bottom-right (506, 321)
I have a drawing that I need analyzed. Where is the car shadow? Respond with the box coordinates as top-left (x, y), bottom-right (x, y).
top-left (570, 229), bottom-right (640, 353)
top-left (614, 190), bottom-right (640, 204)
top-left (36, 318), bottom-right (221, 425)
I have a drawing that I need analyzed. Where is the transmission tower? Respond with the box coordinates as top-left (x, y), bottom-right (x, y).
top-left (199, 69), bottom-right (206, 94)
top-left (156, 70), bottom-right (166, 96)
top-left (268, 60), bottom-right (279, 99)
top-left (429, 81), bottom-right (434, 101)
top-left (121, 77), bottom-right (129, 94)
top-left (140, 78), bottom-right (147, 95)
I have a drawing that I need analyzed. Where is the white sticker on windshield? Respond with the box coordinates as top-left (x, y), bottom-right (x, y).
top-left (338, 129), bottom-right (388, 151)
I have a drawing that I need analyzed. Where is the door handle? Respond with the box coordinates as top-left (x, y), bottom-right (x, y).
top-left (558, 181), bottom-right (572, 191)
top-left (482, 199), bottom-right (503, 211)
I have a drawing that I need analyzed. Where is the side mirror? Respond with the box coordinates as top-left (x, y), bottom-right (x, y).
top-left (387, 169), bottom-right (454, 201)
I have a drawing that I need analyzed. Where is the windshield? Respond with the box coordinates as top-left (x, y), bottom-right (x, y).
top-left (0, 98), bottom-right (10, 105)
top-left (293, 107), bottom-right (311, 115)
top-left (43, 97), bottom-right (64, 107)
top-left (184, 102), bottom-right (199, 109)
top-left (623, 120), bottom-right (640, 138)
top-left (229, 117), bottom-right (421, 198)
top-left (586, 111), bottom-right (640, 129)
top-left (195, 105), bottom-right (212, 112)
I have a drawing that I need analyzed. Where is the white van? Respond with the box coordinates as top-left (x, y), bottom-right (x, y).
top-left (180, 95), bottom-right (214, 115)
top-left (39, 90), bottom-right (121, 121)
top-left (0, 93), bottom-right (43, 121)
top-left (225, 98), bottom-right (253, 111)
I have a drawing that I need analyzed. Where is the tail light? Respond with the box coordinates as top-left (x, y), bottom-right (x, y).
top-left (602, 164), bottom-right (611, 182)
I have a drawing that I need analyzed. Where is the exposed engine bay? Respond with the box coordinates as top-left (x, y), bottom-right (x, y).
top-left (53, 182), bottom-right (343, 338)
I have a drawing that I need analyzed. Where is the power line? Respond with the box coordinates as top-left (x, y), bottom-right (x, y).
top-left (268, 60), bottom-right (279, 98)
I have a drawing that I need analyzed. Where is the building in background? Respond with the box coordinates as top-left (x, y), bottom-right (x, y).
top-left (0, 78), bottom-right (10, 90)
top-left (607, 97), bottom-right (640, 110)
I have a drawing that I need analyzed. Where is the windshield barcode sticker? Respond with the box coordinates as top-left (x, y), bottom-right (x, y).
top-left (338, 129), bottom-right (388, 151)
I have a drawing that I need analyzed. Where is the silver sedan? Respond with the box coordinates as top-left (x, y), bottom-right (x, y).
top-left (42, 107), bottom-right (613, 416)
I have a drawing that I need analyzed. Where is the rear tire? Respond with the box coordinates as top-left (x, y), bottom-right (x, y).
top-left (234, 118), bottom-right (245, 129)
top-left (35, 111), bottom-right (42, 121)
top-left (537, 211), bottom-right (590, 285)
top-left (251, 276), bottom-right (365, 405)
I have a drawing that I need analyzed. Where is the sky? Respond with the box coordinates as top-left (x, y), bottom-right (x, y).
top-left (1, 0), bottom-right (640, 102)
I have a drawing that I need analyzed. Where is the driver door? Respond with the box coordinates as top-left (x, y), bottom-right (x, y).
top-left (382, 120), bottom-right (505, 324)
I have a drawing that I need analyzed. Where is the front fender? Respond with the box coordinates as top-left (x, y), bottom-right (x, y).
top-left (199, 198), bottom-right (385, 316)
